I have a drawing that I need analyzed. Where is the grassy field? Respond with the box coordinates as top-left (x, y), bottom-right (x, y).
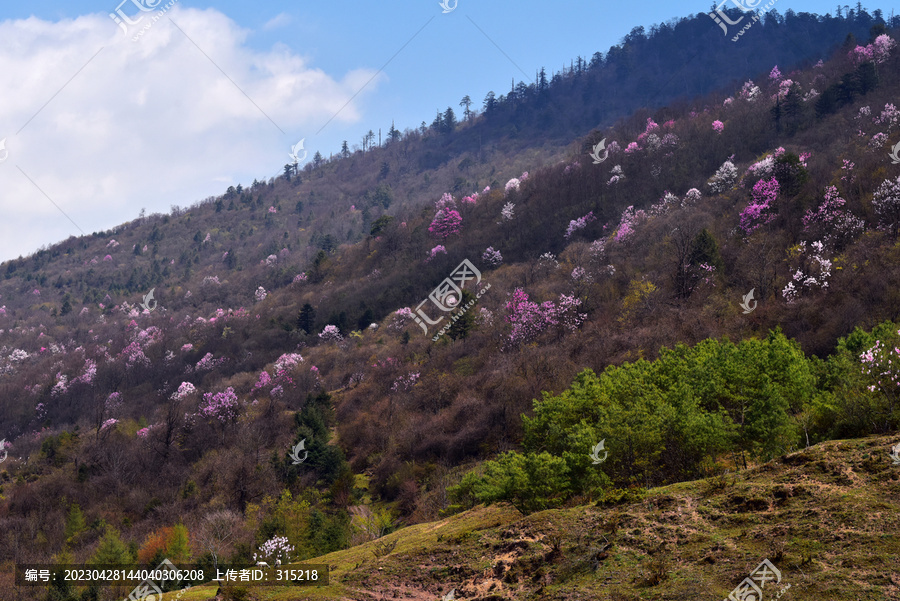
top-left (167, 434), bottom-right (900, 600)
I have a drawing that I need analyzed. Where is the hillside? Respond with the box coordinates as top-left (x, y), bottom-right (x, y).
top-left (169, 434), bottom-right (900, 600)
top-left (2, 7), bottom-right (900, 601)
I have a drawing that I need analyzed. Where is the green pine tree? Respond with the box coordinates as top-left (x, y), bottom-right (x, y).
top-left (91, 527), bottom-right (133, 565)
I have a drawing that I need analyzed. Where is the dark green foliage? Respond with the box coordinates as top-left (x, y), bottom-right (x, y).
top-left (688, 229), bottom-right (723, 272)
top-left (773, 152), bottom-right (809, 197)
top-left (277, 392), bottom-right (348, 486)
top-left (364, 184), bottom-right (393, 210)
top-left (446, 289), bottom-right (476, 341)
top-left (450, 451), bottom-right (582, 514)
top-left (45, 571), bottom-right (74, 601)
top-left (369, 215), bottom-right (394, 237)
top-left (452, 330), bottom-right (822, 513)
top-left (357, 308), bottom-right (375, 331)
top-left (297, 303), bottom-right (316, 334)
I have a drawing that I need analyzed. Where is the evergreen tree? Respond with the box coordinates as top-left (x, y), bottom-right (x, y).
top-left (91, 527), bottom-right (133, 565)
top-left (297, 304), bottom-right (316, 334)
top-left (442, 107), bottom-right (457, 134)
top-left (689, 229), bottom-right (724, 272)
top-left (459, 95), bottom-right (473, 120)
top-left (166, 524), bottom-right (191, 564)
top-left (447, 289), bottom-right (476, 341)
top-left (483, 91), bottom-right (496, 113)
top-left (64, 504), bottom-right (86, 542)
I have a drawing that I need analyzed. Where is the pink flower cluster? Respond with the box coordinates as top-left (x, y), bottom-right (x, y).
top-left (859, 331), bottom-right (900, 394)
top-left (774, 79), bottom-right (795, 101)
top-left (121, 341), bottom-right (150, 369)
top-left (504, 289), bottom-right (586, 347)
top-left (739, 80), bottom-right (761, 101)
top-left (199, 387), bottom-right (240, 423)
top-left (874, 103), bottom-right (900, 129)
top-left (194, 352), bottom-right (225, 372)
top-left (614, 206), bottom-right (645, 243)
top-left (427, 245), bottom-right (447, 262)
top-left (482, 247), bottom-right (503, 266)
top-left (171, 381), bottom-right (197, 401)
top-left (849, 34), bottom-right (896, 65)
top-left (712, 120), bottom-right (724, 134)
top-left (564, 211), bottom-right (597, 240)
top-left (436, 193), bottom-right (456, 211)
top-left (275, 353), bottom-right (303, 373)
top-left (391, 372), bottom-right (420, 392)
top-left (739, 178), bottom-right (779, 234)
top-left (319, 324), bottom-right (343, 341)
top-left (428, 209), bottom-right (463, 239)
top-left (802, 186), bottom-right (865, 246)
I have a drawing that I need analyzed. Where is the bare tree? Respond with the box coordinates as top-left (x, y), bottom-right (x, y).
top-left (196, 510), bottom-right (242, 570)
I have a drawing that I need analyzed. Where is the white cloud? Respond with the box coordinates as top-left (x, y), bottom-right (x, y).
top-left (0, 6), bottom-right (380, 261)
top-left (262, 12), bottom-right (292, 31)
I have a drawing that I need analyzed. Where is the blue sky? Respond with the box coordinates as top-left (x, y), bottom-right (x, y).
top-left (0, 0), bottom-right (897, 261)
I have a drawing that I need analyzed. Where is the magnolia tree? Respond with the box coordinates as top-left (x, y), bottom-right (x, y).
top-left (873, 175), bottom-right (900, 237)
top-left (199, 387), bottom-right (240, 428)
top-left (428, 208), bottom-right (462, 239)
top-left (708, 160), bottom-right (738, 194)
top-left (482, 247), bottom-right (503, 266)
top-left (255, 535), bottom-right (294, 565)
top-left (319, 324), bottom-right (343, 342)
top-left (504, 289), bottom-right (586, 348)
top-left (739, 178), bottom-right (779, 234)
top-left (782, 241), bottom-right (831, 304)
top-left (564, 211), bottom-right (596, 240)
top-left (859, 329), bottom-right (900, 401)
top-left (802, 186), bottom-right (865, 249)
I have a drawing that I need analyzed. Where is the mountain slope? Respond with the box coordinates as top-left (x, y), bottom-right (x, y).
top-left (2, 11), bottom-right (900, 601)
top-left (171, 434), bottom-right (900, 600)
